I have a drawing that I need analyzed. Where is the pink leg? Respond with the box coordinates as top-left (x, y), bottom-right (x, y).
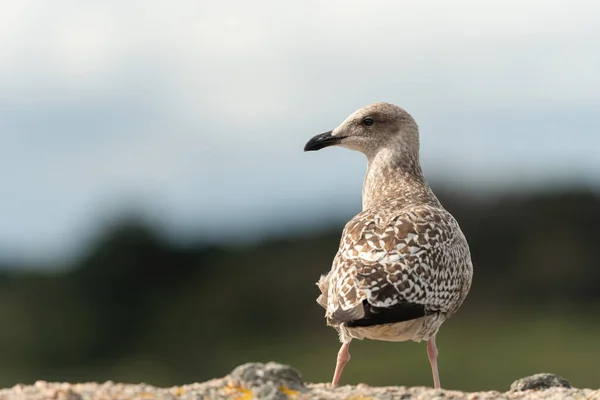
top-left (331, 341), bottom-right (351, 386)
top-left (427, 335), bottom-right (441, 389)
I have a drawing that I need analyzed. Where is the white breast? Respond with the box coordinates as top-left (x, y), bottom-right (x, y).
top-left (345, 318), bottom-right (424, 342)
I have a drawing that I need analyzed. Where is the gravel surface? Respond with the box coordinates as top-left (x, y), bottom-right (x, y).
top-left (1, 362), bottom-right (598, 400)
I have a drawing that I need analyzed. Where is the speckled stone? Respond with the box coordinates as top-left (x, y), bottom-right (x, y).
top-left (0, 363), bottom-right (597, 400)
top-left (510, 373), bottom-right (572, 391)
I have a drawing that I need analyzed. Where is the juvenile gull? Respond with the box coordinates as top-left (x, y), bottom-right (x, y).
top-left (304, 102), bottom-right (473, 389)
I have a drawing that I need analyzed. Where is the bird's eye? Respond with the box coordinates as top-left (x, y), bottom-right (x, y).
top-left (363, 118), bottom-right (374, 126)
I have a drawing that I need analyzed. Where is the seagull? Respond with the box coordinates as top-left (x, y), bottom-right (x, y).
top-left (304, 102), bottom-right (473, 389)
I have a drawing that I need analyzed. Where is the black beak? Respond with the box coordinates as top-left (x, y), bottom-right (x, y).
top-left (303, 131), bottom-right (346, 152)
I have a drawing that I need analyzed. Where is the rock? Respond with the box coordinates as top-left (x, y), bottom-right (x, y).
top-left (0, 363), bottom-right (597, 400)
top-left (225, 362), bottom-right (306, 399)
top-left (510, 373), bottom-right (572, 391)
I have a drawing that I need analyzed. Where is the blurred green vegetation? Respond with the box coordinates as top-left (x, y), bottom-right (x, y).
top-left (0, 188), bottom-right (599, 391)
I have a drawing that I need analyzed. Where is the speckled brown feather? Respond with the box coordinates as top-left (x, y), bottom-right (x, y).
top-left (313, 102), bottom-right (473, 344)
top-left (318, 201), bottom-right (472, 342)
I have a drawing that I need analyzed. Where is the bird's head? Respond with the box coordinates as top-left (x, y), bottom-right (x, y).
top-left (304, 102), bottom-right (419, 159)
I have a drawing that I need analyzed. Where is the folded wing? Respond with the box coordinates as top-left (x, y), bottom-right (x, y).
top-left (318, 205), bottom-right (470, 328)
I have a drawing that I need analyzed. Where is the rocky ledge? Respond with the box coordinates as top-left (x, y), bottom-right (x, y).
top-left (0, 362), bottom-right (597, 400)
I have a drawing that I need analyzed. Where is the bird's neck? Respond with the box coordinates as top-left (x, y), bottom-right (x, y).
top-left (362, 147), bottom-right (438, 210)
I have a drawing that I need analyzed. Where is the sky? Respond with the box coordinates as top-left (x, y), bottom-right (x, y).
top-left (1, 0), bottom-right (600, 263)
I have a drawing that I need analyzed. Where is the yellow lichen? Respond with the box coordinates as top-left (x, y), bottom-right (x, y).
top-left (224, 384), bottom-right (253, 400)
top-left (279, 385), bottom-right (299, 397)
top-left (344, 395), bottom-right (374, 400)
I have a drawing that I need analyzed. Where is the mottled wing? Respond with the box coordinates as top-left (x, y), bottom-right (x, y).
top-left (319, 206), bottom-right (471, 326)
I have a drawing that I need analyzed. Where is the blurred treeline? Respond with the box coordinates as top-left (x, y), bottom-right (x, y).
top-left (0, 188), bottom-right (599, 391)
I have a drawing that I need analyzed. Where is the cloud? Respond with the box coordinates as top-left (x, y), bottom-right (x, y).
top-left (3, 1), bottom-right (600, 112)
top-left (0, 0), bottom-right (599, 261)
